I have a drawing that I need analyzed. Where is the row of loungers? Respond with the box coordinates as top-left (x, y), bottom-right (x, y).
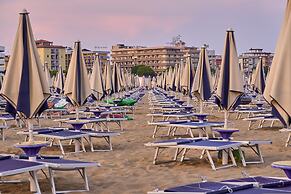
top-left (0, 155), bottom-right (99, 194)
top-left (145, 138), bottom-right (271, 171)
top-left (18, 127), bottom-right (120, 155)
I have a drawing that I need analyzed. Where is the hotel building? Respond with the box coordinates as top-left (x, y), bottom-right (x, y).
top-left (111, 44), bottom-right (217, 72)
top-left (35, 39), bottom-right (66, 70)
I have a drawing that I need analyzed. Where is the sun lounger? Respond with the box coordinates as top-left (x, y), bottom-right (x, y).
top-left (19, 155), bottom-right (100, 194)
top-left (81, 129), bottom-right (120, 151)
top-left (145, 138), bottom-right (243, 170)
top-left (20, 127), bottom-right (120, 153)
top-left (147, 112), bottom-right (196, 122)
top-left (34, 129), bottom-right (87, 155)
top-left (149, 121), bottom-right (224, 138)
top-left (148, 176), bottom-right (291, 193)
top-left (0, 156), bottom-right (44, 193)
top-left (243, 114), bottom-right (280, 130)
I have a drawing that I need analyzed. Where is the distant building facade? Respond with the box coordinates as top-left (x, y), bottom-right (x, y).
top-left (65, 47), bottom-right (110, 71)
top-left (0, 46), bottom-right (5, 72)
top-left (239, 48), bottom-right (274, 75)
top-left (35, 39), bottom-right (66, 70)
top-left (111, 44), bottom-right (218, 72)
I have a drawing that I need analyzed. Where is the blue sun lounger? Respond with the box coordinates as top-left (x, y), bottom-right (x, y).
top-left (149, 120), bottom-right (224, 138)
top-left (0, 156), bottom-right (44, 193)
top-left (19, 155), bottom-right (100, 194)
top-left (19, 128), bottom-right (120, 154)
top-left (145, 138), bottom-right (243, 170)
top-left (148, 176), bottom-right (291, 193)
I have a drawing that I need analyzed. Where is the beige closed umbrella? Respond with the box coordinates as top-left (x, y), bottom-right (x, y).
top-left (251, 57), bottom-right (266, 95)
top-left (192, 46), bottom-right (213, 113)
top-left (175, 64), bottom-right (182, 92)
top-left (64, 41), bottom-right (91, 119)
top-left (104, 63), bottom-right (113, 96)
top-left (181, 55), bottom-right (195, 96)
top-left (215, 29), bottom-right (244, 128)
top-left (264, 0), bottom-right (291, 127)
top-left (90, 55), bottom-right (105, 100)
top-left (0, 9), bottom-right (50, 143)
top-left (44, 61), bottom-right (52, 89)
top-left (54, 65), bottom-right (65, 94)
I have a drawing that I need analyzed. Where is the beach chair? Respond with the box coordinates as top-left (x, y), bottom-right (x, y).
top-left (0, 156), bottom-right (44, 194)
top-left (145, 138), bottom-right (243, 170)
top-left (19, 155), bottom-right (100, 194)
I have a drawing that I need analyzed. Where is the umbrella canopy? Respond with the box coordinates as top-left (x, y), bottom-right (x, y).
top-left (0, 9), bottom-right (50, 119)
top-left (264, 0), bottom-right (291, 127)
top-left (54, 66), bottom-right (65, 94)
top-left (181, 55), bottom-right (195, 96)
top-left (104, 63), bottom-right (113, 95)
top-left (251, 57), bottom-right (266, 94)
top-left (44, 62), bottom-right (52, 88)
top-left (215, 29), bottom-right (244, 111)
top-left (112, 63), bottom-right (123, 94)
top-left (192, 46), bottom-right (213, 101)
top-left (90, 55), bottom-right (105, 100)
top-left (64, 41), bottom-right (91, 107)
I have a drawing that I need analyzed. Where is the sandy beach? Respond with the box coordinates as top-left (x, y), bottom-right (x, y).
top-left (0, 93), bottom-right (288, 193)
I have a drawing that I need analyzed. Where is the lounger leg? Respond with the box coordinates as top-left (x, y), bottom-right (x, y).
top-left (200, 149), bottom-right (206, 159)
top-left (82, 168), bottom-right (89, 191)
top-left (180, 148), bottom-right (188, 162)
top-left (58, 139), bottom-right (65, 155)
top-left (205, 150), bottom-right (216, 170)
top-left (81, 138), bottom-right (86, 152)
top-left (29, 171), bottom-right (41, 194)
top-left (256, 144), bottom-right (264, 163)
top-left (174, 148), bottom-right (180, 161)
top-left (48, 168), bottom-right (56, 194)
top-left (229, 149), bottom-right (237, 167)
top-left (271, 120), bottom-right (275, 127)
top-left (238, 147), bottom-right (246, 167)
top-left (152, 126), bottom-right (158, 138)
top-left (153, 148), bottom-right (160, 164)
top-left (108, 137), bottom-right (113, 151)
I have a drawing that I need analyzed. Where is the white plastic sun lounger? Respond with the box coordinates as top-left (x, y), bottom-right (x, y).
top-left (145, 138), bottom-right (243, 170)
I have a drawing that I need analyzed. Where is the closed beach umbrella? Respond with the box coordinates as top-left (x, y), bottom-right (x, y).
top-left (64, 41), bottom-right (91, 118)
top-left (181, 55), bottom-right (195, 96)
top-left (90, 55), bottom-right (105, 100)
top-left (44, 61), bottom-right (52, 88)
top-left (112, 63), bottom-right (122, 94)
top-left (104, 63), bottom-right (113, 96)
top-left (192, 46), bottom-right (213, 112)
top-left (215, 29), bottom-right (244, 128)
top-left (251, 57), bottom-right (266, 94)
top-left (264, 0), bottom-right (291, 127)
top-left (166, 67), bottom-right (173, 90)
top-left (175, 64), bottom-right (182, 92)
top-left (54, 66), bottom-right (65, 94)
top-left (0, 9), bottom-right (50, 141)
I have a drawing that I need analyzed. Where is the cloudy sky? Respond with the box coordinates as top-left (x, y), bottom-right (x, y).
top-left (0, 0), bottom-right (286, 54)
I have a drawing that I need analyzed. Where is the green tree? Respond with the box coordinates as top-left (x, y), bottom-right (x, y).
top-left (131, 65), bottom-right (156, 77)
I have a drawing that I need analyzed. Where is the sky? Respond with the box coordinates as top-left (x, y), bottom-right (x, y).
top-left (0, 0), bottom-right (286, 55)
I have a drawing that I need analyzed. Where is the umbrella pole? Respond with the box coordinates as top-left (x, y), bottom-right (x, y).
top-left (76, 107), bottom-right (79, 120)
top-left (28, 119), bottom-right (34, 142)
top-left (200, 100), bottom-right (203, 113)
top-left (224, 110), bottom-right (228, 129)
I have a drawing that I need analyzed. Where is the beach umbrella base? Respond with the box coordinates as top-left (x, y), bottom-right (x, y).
top-left (213, 128), bottom-right (239, 140)
top-left (272, 161), bottom-right (291, 179)
top-left (15, 141), bottom-right (49, 158)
